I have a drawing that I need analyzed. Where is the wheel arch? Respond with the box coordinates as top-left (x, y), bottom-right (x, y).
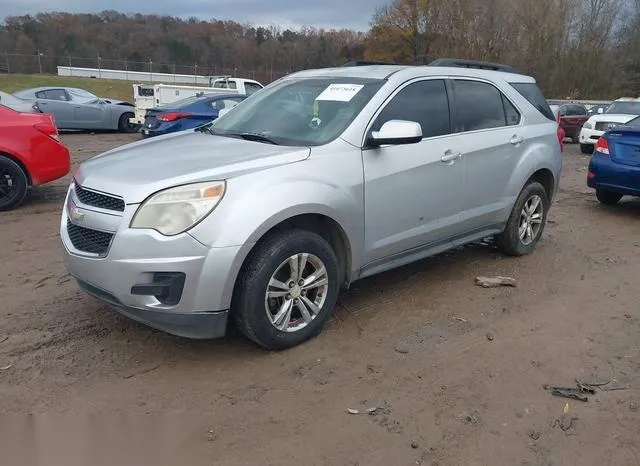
top-left (0, 151), bottom-right (31, 185)
top-left (527, 168), bottom-right (555, 200)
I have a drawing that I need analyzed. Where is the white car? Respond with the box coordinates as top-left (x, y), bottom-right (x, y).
top-left (579, 97), bottom-right (640, 153)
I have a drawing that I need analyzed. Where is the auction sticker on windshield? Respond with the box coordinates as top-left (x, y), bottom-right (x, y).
top-left (316, 84), bottom-right (364, 102)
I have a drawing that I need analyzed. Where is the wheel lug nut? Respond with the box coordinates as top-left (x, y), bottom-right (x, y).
top-left (288, 281), bottom-right (294, 288)
top-left (286, 294), bottom-right (291, 300)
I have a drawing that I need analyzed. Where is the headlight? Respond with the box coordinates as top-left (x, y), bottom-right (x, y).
top-left (130, 181), bottom-right (225, 236)
top-left (583, 122), bottom-right (593, 129)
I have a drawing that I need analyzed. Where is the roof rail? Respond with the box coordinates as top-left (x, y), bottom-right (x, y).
top-left (341, 60), bottom-right (401, 67)
top-left (428, 58), bottom-right (521, 74)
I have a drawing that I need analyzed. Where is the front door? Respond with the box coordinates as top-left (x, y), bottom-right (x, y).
top-left (362, 79), bottom-right (464, 266)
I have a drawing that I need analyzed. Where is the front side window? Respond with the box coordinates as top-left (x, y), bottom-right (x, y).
top-left (37, 89), bottom-right (69, 101)
top-left (245, 82), bottom-right (263, 95)
top-left (210, 77), bottom-right (384, 146)
top-left (372, 79), bottom-right (450, 138)
top-left (453, 80), bottom-right (508, 132)
top-left (211, 98), bottom-right (243, 110)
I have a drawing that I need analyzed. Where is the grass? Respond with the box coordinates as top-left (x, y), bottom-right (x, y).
top-left (0, 74), bottom-right (137, 103)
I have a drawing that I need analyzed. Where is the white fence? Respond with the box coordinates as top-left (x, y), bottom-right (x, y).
top-left (56, 66), bottom-right (213, 85)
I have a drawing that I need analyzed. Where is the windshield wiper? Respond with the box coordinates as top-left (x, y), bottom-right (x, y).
top-left (197, 127), bottom-right (279, 145)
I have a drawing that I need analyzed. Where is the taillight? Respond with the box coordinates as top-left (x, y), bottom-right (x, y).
top-left (34, 120), bottom-right (60, 141)
top-left (157, 112), bottom-right (192, 122)
top-left (595, 137), bottom-right (609, 155)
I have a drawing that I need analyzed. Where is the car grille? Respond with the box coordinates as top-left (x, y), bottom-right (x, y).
top-left (75, 184), bottom-right (125, 212)
top-left (595, 121), bottom-right (619, 131)
top-left (67, 220), bottom-right (114, 256)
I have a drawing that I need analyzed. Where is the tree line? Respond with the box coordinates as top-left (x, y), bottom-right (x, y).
top-left (1, 0), bottom-right (639, 99)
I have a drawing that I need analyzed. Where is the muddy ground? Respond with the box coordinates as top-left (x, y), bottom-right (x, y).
top-left (1, 134), bottom-right (639, 466)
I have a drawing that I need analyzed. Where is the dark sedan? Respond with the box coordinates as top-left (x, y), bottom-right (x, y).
top-left (141, 93), bottom-right (247, 138)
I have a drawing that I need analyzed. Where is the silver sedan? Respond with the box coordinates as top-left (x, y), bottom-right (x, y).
top-left (13, 87), bottom-right (139, 132)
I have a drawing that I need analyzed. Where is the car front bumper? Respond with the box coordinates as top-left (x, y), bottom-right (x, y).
top-left (60, 184), bottom-right (242, 339)
top-left (579, 127), bottom-right (604, 146)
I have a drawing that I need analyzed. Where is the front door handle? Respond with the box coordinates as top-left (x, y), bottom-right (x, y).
top-left (510, 135), bottom-right (525, 145)
top-left (441, 150), bottom-right (462, 163)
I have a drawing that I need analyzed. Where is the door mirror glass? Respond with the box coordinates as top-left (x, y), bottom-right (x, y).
top-left (368, 120), bottom-right (422, 147)
top-left (598, 107), bottom-right (604, 114)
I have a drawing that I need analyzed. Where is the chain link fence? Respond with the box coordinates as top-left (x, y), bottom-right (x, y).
top-left (0, 53), bottom-right (290, 84)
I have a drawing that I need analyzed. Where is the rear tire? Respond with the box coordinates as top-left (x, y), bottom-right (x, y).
top-left (596, 189), bottom-right (622, 205)
top-left (495, 181), bottom-right (549, 257)
top-left (118, 112), bottom-right (139, 133)
top-left (233, 229), bottom-right (340, 350)
top-left (580, 143), bottom-right (594, 154)
top-left (0, 156), bottom-right (28, 211)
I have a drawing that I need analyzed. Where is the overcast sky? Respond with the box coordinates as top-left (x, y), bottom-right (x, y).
top-left (2, 0), bottom-right (386, 31)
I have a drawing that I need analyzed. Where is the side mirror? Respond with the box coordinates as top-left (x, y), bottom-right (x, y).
top-left (367, 120), bottom-right (423, 147)
top-left (598, 108), bottom-right (604, 114)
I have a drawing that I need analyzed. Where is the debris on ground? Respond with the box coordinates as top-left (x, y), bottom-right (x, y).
top-left (451, 316), bottom-right (467, 323)
top-left (393, 343), bottom-right (410, 354)
top-left (475, 276), bottom-right (518, 288)
top-left (629, 402), bottom-right (639, 412)
top-left (0, 364), bottom-right (13, 371)
top-left (552, 403), bottom-right (578, 432)
top-left (528, 429), bottom-right (541, 440)
top-left (486, 333), bottom-right (495, 341)
top-left (545, 385), bottom-right (589, 402)
top-left (465, 413), bottom-right (480, 425)
top-left (347, 406), bottom-right (381, 415)
top-left (411, 441), bottom-right (419, 449)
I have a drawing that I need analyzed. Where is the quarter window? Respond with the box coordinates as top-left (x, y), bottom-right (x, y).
top-left (372, 79), bottom-right (451, 138)
top-left (453, 80), bottom-right (510, 132)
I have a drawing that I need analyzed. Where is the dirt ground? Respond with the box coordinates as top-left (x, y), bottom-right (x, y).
top-left (1, 134), bottom-right (639, 466)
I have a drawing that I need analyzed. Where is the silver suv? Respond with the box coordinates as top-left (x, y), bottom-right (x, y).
top-left (61, 60), bottom-right (562, 350)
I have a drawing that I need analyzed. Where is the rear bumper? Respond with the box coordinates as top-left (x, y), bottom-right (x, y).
top-left (587, 153), bottom-right (640, 196)
top-left (29, 140), bottom-right (71, 186)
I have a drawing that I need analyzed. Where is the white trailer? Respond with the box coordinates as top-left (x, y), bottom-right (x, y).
top-left (130, 77), bottom-right (264, 125)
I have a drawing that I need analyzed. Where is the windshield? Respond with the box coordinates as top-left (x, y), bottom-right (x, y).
top-left (68, 88), bottom-right (98, 99)
top-left (210, 77), bottom-right (384, 146)
top-left (606, 102), bottom-right (640, 115)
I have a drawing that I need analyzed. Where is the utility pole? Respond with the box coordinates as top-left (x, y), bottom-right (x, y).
top-left (97, 54), bottom-right (102, 78)
top-left (37, 49), bottom-right (43, 74)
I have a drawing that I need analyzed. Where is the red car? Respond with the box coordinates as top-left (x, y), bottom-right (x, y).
top-left (557, 103), bottom-right (589, 143)
top-left (0, 105), bottom-right (70, 210)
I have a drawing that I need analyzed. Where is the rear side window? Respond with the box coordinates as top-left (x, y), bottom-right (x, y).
top-left (245, 82), bottom-right (263, 95)
top-left (510, 83), bottom-right (555, 121)
top-left (453, 80), bottom-right (509, 132)
top-left (626, 116), bottom-right (640, 128)
top-left (36, 89), bottom-right (69, 101)
top-left (373, 79), bottom-right (451, 138)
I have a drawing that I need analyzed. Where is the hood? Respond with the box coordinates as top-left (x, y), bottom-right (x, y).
top-left (588, 114), bottom-right (637, 124)
top-left (75, 131), bottom-right (310, 203)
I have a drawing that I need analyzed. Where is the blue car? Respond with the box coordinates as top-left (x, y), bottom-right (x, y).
top-left (141, 93), bottom-right (247, 137)
top-left (587, 115), bottom-right (640, 205)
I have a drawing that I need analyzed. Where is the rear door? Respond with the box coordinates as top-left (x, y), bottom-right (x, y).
top-left (449, 78), bottom-right (524, 237)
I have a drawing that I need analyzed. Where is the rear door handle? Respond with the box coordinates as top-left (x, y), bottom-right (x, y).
top-left (510, 135), bottom-right (525, 145)
top-left (441, 150), bottom-right (462, 163)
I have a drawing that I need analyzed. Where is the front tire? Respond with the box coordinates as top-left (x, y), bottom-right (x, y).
top-left (118, 112), bottom-right (139, 133)
top-left (580, 143), bottom-right (594, 154)
top-left (495, 181), bottom-right (549, 257)
top-left (233, 229), bottom-right (340, 350)
top-left (0, 156), bottom-right (28, 211)
top-left (596, 189), bottom-right (622, 205)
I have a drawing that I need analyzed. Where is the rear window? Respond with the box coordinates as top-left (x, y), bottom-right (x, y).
top-left (510, 83), bottom-right (556, 121)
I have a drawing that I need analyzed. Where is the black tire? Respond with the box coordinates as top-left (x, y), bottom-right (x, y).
top-left (118, 112), bottom-right (139, 133)
top-left (596, 189), bottom-right (622, 205)
top-left (572, 133), bottom-right (580, 144)
top-left (233, 229), bottom-right (340, 350)
top-left (0, 156), bottom-right (28, 211)
top-left (580, 143), bottom-right (594, 154)
top-left (495, 181), bottom-right (549, 257)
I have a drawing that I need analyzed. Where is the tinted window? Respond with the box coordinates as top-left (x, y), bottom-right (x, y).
top-left (625, 116), bottom-right (640, 128)
top-left (372, 79), bottom-right (450, 138)
top-left (453, 80), bottom-right (507, 132)
top-left (566, 104), bottom-right (587, 116)
top-left (511, 83), bottom-right (555, 121)
top-left (503, 97), bottom-right (521, 126)
top-left (210, 98), bottom-right (243, 110)
top-left (37, 89), bottom-right (69, 101)
top-left (245, 82), bottom-right (263, 95)
top-left (606, 102), bottom-right (640, 115)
